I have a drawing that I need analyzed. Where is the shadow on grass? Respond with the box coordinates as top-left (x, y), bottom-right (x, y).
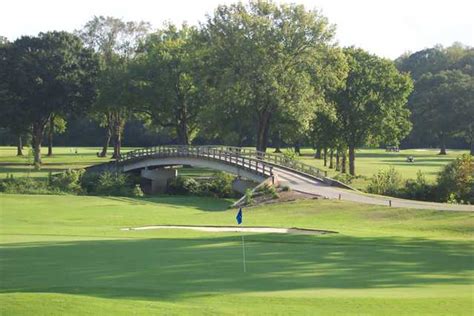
top-left (0, 235), bottom-right (472, 301)
top-left (106, 196), bottom-right (234, 212)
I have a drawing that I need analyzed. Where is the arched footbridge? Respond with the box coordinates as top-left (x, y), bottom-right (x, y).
top-left (88, 145), bottom-right (473, 212)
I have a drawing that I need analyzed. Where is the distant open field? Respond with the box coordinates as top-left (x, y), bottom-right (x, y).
top-left (0, 146), bottom-right (217, 179)
top-left (0, 194), bottom-right (472, 315)
top-left (293, 148), bottom-right (468, 189)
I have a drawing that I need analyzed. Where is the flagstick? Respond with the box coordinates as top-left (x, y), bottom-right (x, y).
top-left (241, 234), bottom-right (247, 273)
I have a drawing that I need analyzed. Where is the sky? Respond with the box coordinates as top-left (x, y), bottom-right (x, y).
top-left (1, 0), bottom-right (473, 59)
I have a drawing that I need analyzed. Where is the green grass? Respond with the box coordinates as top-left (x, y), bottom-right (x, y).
top-left (0, 146), bottom-right (217, 179)
top-left (1, 194), bottom-right (473, 315)
top-left (293, 148), bottom-right (468, 189)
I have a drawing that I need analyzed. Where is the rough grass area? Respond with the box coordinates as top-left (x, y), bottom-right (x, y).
top-left (0, 194), bottom-right (472, 315)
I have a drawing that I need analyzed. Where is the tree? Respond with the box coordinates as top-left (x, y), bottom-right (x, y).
top-left (396, 43), bottom-right (473, 150)
top-left (410, 70), bottom-right (474, 155)
top-left (77, 16), bottom-right (150, 158)
top-left (46, 114), bottom-right (67, 156)
top-left (136, 24), bottom-right (205, 145)
top-left (0, 37), bottom-right (27, 155)
top-left (334, 47), bottom-right (413, 175)
top-left (0, 32), bottom-right (98, 164)
top-left (202, 0), bottom-right (346, 152)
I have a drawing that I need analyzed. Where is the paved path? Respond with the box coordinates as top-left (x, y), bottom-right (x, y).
top-left (274, 167), bottom-right (474, 212)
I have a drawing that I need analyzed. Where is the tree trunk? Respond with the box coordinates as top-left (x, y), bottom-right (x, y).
top-left (31, 123), bottom-right (44, 165)
top-left (439, 134), bottom-right (447, 155)
top-left (256, 113), bottom-right (271, 152)
top-left (273, 131), bottom-right (282, 153)
top-left (294, 143), bottom-right (301, 156)
top-left (349, 145), bottom-right (356, 176)
top-left (16, 136), bottom-right (23, 156)
top-left (314, 148), bottom-right (322, 159)
top-left (341, 150), bottom-right (347, 174)
top-left (112, 130), bottom-right (121, 160)
top-left (329, 149), bottom-right (334, 169)
top-left (47, 115), bottom-right (54, 156)
top-left (111, 119), bottom-right (123, 160)
top-left (335, 150), bottom-right (340, 171)
top-left (323, 148), bottom-right (328, 167)
top-left (176, 120), bottom-right (190, 145)
top-left (99, 126), bottom-right (112, 157)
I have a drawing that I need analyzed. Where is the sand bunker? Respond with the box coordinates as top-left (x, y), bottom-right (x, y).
top-left (121, 225), bottom-right (336, 235)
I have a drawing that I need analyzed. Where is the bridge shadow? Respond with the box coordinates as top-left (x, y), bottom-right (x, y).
top-left (1, 234), bottom-right (471, 301)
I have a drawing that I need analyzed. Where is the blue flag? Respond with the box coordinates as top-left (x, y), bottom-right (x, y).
top-left (236, 208), bottom-right (243, 225)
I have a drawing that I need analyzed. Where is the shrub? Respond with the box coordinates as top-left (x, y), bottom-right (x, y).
top-left (80, 172), bottom-right (101, 194)
top-left (283, 149), bottom-right (297, 161)
top-left (256, 183), bottom-right (279, 199)
top-left (400, 171), bottom-right (435, 201)
top-left (49, 169), bottom-right (84, 193)
top-left (132, 184), bottom-right (144, 197)
top-left (94, 172), bottom-right (135, 196)
top-left (244, 188), bottom-right (253, 205)
top-left (367, 167), bottom-right (403, 196)
top-left (280, 185), bottom-right (290, 192)
top-left (333, 173), bottom-right (357, 184)
top-left (436, 154), bottom-right (474, 204)
top-left (167, 176), bottom-right (200, 195)
top-left (0, 177), bottom-right (55, 194)
top-left (210, 172), bottom-right (234, 198)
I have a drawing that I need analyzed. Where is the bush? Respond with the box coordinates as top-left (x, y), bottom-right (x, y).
top-left (400, 171), bottom-right (435, 201)
top-left (244, 188), bottom-right (253, 205)
top-left (0, 176), bottom-right (55, 194)
top-left (167, 176), bottom-right (201, 195)
top-left (132, 184), bottom-right (144, 197)
top-left (436, 154), bottom-right (474, 204)
top-left (167, 172), bottom-right (236, 198)
top-left (94, 172), bottom-right (136, 196)
top-left (210, 172), bottom-right (235, 198)
top-left (333, 173), bottom-right (358, 184)
top-left (49, 169), bottom-right (84, 193)
top-left (367, 167), bottom-right (403, 196)
top-left (80, 172), bottom-right (101, 194)
top-left (256, 183), bottom-right (279, 199)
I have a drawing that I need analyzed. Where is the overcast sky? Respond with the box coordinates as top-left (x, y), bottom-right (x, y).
top-left (1, 0), bottom-right (473, 59)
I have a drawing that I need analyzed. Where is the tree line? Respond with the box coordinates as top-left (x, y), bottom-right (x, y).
top-left (1, 1), bottom-right (473, 176)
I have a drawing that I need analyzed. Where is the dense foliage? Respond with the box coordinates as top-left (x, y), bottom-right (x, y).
top-left (167, 172), bottom-right (238, 198)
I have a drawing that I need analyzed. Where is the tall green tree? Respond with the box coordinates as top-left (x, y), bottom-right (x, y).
top-left (77, 16), bottom-right (150, 158)
top-left (202, 0), bottom-right (346, 152)
top-left (396, 43), bottom-right (473, 150)
top-left (136, 24), bottom-right (205, 145)
top-left (334, 47), bottom-right (413, 175)
top-left (0, 32), bottom-right (98, 164)
top-left (410, 70), bottom-right (474, 155)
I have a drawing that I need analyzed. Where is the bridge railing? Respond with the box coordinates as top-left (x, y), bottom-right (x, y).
top-left (215, 146), bottom-right (328, 179)
top-left (119, 145), bottom-right (327, 181)
top-left (119, 145), bottom-right (274, 178)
